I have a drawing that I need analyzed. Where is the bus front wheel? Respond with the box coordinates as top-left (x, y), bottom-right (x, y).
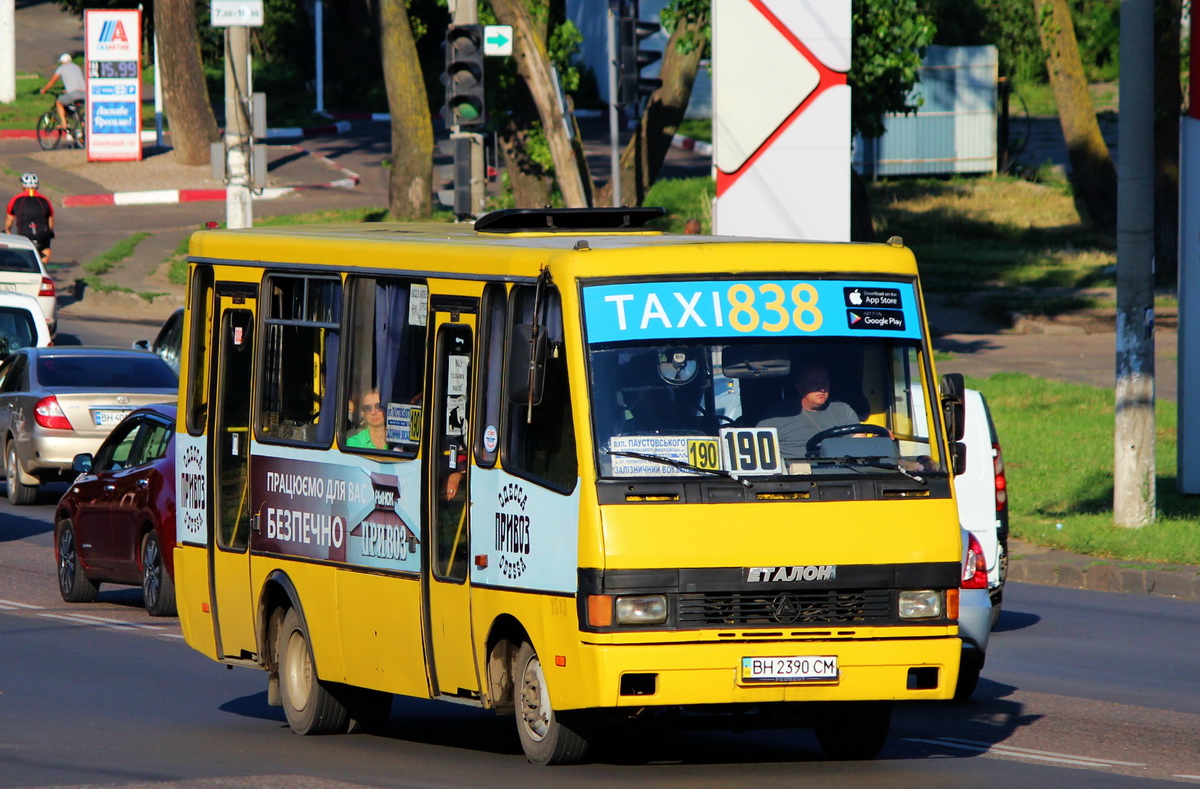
top-left (813, 701), bottom-right (891, 760)
top-left (513, 641), bottom-right (589, 765)
top-left (279, 607), bottom-right (350, 735)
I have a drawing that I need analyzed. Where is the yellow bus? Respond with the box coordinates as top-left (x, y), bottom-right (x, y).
top-left (174, 207), bottom-right (968, 765)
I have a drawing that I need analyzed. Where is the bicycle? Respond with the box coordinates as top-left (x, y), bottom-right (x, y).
top-left (35, 94), bottom-right (86, 151)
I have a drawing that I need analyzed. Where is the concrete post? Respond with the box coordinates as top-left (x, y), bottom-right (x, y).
top-left (225, 26), bottom-right (253, 229)
top-left (1114, 0), bottom-right (1156, 526)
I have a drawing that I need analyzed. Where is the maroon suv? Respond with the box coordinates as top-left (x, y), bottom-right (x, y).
top-left (54, 403), bottom-right (178, 616)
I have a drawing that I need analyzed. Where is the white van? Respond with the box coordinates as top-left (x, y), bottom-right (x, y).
top-left (912, 385), bottom-right (1008, 628)
top-left (956, 389), bottom-right (1008, 627)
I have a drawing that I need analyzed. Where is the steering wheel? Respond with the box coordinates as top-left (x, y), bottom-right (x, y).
top-left (805, 423), bottom-right (892, 457)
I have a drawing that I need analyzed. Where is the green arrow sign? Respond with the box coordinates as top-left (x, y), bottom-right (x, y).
top-left (483, 25), bottom-right (513, 56)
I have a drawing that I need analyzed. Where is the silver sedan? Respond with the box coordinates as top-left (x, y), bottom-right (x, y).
top-left (0, 347), bottom-right (177, 504)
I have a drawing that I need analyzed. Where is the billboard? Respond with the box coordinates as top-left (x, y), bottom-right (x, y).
top-left (85, 9), bottom-right (142, 161)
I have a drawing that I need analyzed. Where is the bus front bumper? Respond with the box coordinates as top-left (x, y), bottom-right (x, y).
top-left (555, 636), bottom-right (961, 710)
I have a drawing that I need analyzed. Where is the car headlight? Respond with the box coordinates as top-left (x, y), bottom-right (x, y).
top-left (615, 595), bottom-right (668, 625)
top-left (898, 590), bottom-right (943, 619)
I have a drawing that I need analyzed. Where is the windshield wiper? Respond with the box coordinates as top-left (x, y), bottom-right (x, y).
top-left (602, 448), bottom-right (753, 488)
top-left (807, 456), bottom-right (928, 485)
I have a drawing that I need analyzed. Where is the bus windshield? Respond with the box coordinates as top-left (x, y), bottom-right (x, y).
top-left (582, 278), bottom-right (944, 480)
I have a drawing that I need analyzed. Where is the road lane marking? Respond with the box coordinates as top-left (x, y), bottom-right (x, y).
top-left (38, 613), bottom-right (164, 631)
top-left (0, 599), bottom-right (44, 610)
top-left (905, 737), bottom-right (1147, 769)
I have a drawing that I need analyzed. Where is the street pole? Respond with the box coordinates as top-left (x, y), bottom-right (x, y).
top-left (1180, 4), bottom-right (1200, 493)
top-left (0, 0), bottom-right (15, 104)
top-left (1114, 0), bottom-right (1155, 527)
top-left (225, 26), bottom-right (253, 229)
top-left (153, 33), bottom-right (164, 148)
top-left (608, 6), bottom-right (621, 207)
top-left (314, 0), bottom-right (324, 115)
top-left (450, 0), bottom-right (483, 218)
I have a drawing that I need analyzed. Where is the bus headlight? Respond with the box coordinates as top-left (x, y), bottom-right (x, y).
top-left (898, 590), bottom-right (943, 619)
top-left (615, 595), bottom-right (668, 625)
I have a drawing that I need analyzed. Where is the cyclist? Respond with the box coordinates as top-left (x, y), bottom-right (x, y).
top-left (39, 53), bottom-right (85, 132)
top-left (5, 173), bottom-right (55, 265)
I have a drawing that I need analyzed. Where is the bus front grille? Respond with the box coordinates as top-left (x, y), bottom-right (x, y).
top-left (678, 589), bottom-right (892, 627)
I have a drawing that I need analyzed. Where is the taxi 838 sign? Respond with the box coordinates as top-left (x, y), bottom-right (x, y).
top-left (581, 279), bottom-right (921, 343)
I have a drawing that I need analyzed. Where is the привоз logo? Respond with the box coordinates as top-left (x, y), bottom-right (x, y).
top-left (496, 483), bottom-right (531, 580)
top-left (179, 445), bottom-right (206, 540)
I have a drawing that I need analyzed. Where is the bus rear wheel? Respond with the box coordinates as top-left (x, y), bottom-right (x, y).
top-left (813, 701), bottom-right (891, 760)
top-left (278, 607), bottom-right (350, 735)
top-left (513, 641), bottom-right (589, 765)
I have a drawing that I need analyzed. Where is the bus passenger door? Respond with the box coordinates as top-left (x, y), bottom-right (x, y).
top-left (424, 313), bottom-right (480, 697)
top-left (210, 303), bottom-right (258, 661)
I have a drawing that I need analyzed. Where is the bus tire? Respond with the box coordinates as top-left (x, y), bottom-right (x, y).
top-left (278, 607), bottom-right (350, 735)
top-left (513, 640), bottom-right (589, 765)
top-left (814, 701), bottom-right (891, 760)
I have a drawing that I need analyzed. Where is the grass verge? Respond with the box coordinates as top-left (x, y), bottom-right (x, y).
top-left (970, 373), bottom-right (1200, 566)
top-left (83, 232), bottom-right (149, 282)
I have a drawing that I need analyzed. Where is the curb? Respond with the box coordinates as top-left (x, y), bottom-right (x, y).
top-left (671, 133), bottom-right (713, 156)
top-left (1, 120), bottom-right (352, 142)
top-left (61, 141), bottom-right (361, 208)
top-left (322, 112), bottom-right (391, 123)
top-left (1009, 540), bottom-right (1200, 602)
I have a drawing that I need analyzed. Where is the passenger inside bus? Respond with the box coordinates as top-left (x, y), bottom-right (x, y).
top-left (347, 389), bottom-right (388, 450)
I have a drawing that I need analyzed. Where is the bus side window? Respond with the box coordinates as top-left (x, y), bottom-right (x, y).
top-left (341, 277), bottom-right (427, 455)
top-left (472, 283), bottom-right (505, 468)
top-left (185, 265), bottom-right (214, 435)
top-left (258, 275), bottom-right (341, 446)
top-left (502, 284), bottom-right (577, 492)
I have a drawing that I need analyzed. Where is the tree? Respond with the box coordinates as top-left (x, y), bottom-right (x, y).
top-left (379, 0), bottom-right (434, 220)
top-left (849, 0), bottom-right (935, 239)
top-left (491, 0), bottom-right (590, 207)
top-left (155, 0), bottom-right (219, 165)
top-left (849, 0), bottom-right (935, 140)
top-left (1032, 0), bottom-right (1117, 228)
top-left (594, 1), bottom-right (709, 208)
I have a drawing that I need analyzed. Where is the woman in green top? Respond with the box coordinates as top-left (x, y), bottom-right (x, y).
top-left (348, 390), bottom-right (388, 450)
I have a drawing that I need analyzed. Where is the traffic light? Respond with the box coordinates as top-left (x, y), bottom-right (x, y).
top-left (615, 0), bottom-right (661, 106)
top-left (444, 24), bottom-right (485, 127)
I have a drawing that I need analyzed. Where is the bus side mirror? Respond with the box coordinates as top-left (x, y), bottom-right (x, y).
top-left (939, 372), bottom-right (966, 442)
top-left (507, 323), bottom-right (547, 406)
top-left (953, 441), bottom-right (967, 476)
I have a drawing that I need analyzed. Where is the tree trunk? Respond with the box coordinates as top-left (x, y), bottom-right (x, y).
top-left (594, 11), bottom-right (707, 208)
top-left (499, 121), bottom-right (553, 208)
top-left (379, 0), bottom-right (433, 220)
top-left (154, 0), bottom-right (219, 166)
top-left (1154, 0), bottom-right (1181, 286)
top-left (492, 0), bottom-right (590, 207)
top-left (1033, 0), bottom-right (1117, 228)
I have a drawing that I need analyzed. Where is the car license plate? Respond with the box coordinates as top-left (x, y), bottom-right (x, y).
top-left (92, 409), bottom-right (128, 428)
top-left (741, 655), bottom-right (839, 683)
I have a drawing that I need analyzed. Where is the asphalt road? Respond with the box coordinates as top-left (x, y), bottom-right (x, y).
top-left (2, 489), bottom-right (1199, 787)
